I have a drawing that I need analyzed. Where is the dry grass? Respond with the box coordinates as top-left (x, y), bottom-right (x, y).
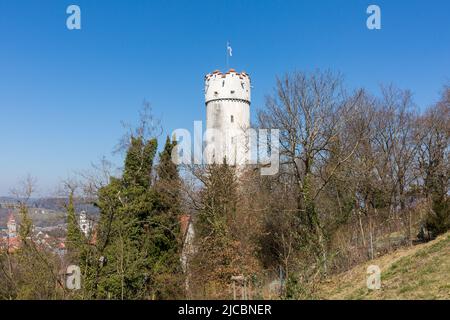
top-left (316, 232), bottom-right (450, 300)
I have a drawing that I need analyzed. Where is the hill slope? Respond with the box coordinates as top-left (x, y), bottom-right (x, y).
top-left (317, 232), bottom-right (450, 299)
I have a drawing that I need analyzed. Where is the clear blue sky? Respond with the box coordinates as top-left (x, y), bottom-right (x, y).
top-left (0, 0), bottom-right (449, 195)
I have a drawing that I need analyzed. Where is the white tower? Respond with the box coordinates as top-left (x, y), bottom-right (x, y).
top-left (204, 69), bottom-right (251, 166)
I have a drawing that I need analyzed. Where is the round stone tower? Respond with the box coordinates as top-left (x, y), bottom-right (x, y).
top-left (204, 69), bottom-right (251, 166)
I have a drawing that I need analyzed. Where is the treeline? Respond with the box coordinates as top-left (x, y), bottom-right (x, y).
top-left (0, 70), bottom-right (448, 299)
top-left (187, 71), bottom-right (449, 298)
top-left (67, 135), bottom-right (184, 299)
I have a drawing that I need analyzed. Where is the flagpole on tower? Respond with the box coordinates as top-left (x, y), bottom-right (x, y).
top-left (226, 41), bottom-right (229, 70)
top-left (226, 41), bottom-right (232, 70)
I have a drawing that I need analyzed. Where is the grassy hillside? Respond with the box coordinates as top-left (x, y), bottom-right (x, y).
top-left (317, 232), bottom-right (450, 300)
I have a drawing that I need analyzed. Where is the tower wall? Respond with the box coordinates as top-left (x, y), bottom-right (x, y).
top-left (204, 69), bottom-right (251, 165)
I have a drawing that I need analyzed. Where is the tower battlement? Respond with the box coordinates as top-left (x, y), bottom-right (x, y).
top-left (205, 69), bottom-right (251, 104)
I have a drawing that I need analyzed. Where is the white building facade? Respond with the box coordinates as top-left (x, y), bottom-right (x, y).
top-left (79, 211), bottom-right (91, 238)
top-left (7, 214), bottom-right (17, 238)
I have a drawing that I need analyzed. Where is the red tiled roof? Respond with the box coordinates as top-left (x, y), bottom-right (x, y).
top-left (0, 236), bottom-right (20, 253)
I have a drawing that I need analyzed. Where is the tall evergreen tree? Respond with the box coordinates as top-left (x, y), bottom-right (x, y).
top-left (93, 137), bottom-right (158, 299)
top-left (85, 135), bottom-right (184, 299)
top-left (18, 202), bottom-right (33, 241)
top-left (151, 136), bottom-right (184, 298)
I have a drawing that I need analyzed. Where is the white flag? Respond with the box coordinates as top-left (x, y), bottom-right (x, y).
top-left (227, 42), bottom-right (233, 57)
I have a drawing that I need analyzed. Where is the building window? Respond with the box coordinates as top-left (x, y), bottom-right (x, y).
top-left (231, 115), bottom-right (234, 123)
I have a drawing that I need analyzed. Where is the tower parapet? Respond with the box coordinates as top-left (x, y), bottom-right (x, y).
top-left (205, 69), bottom-right (251, 104)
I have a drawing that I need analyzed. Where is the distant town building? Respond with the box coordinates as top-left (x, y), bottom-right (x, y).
top-left (7, 213), bottom-right (17, 238)
top-left (0, 212), bottom-right (65, 255)
top-left (79, 211), bottom-right (92, 237)
top-left (0, 213), bottom-right (20, 253)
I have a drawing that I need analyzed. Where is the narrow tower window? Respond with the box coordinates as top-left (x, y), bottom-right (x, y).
top-left (231, 115), bottom-right (234, 123)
